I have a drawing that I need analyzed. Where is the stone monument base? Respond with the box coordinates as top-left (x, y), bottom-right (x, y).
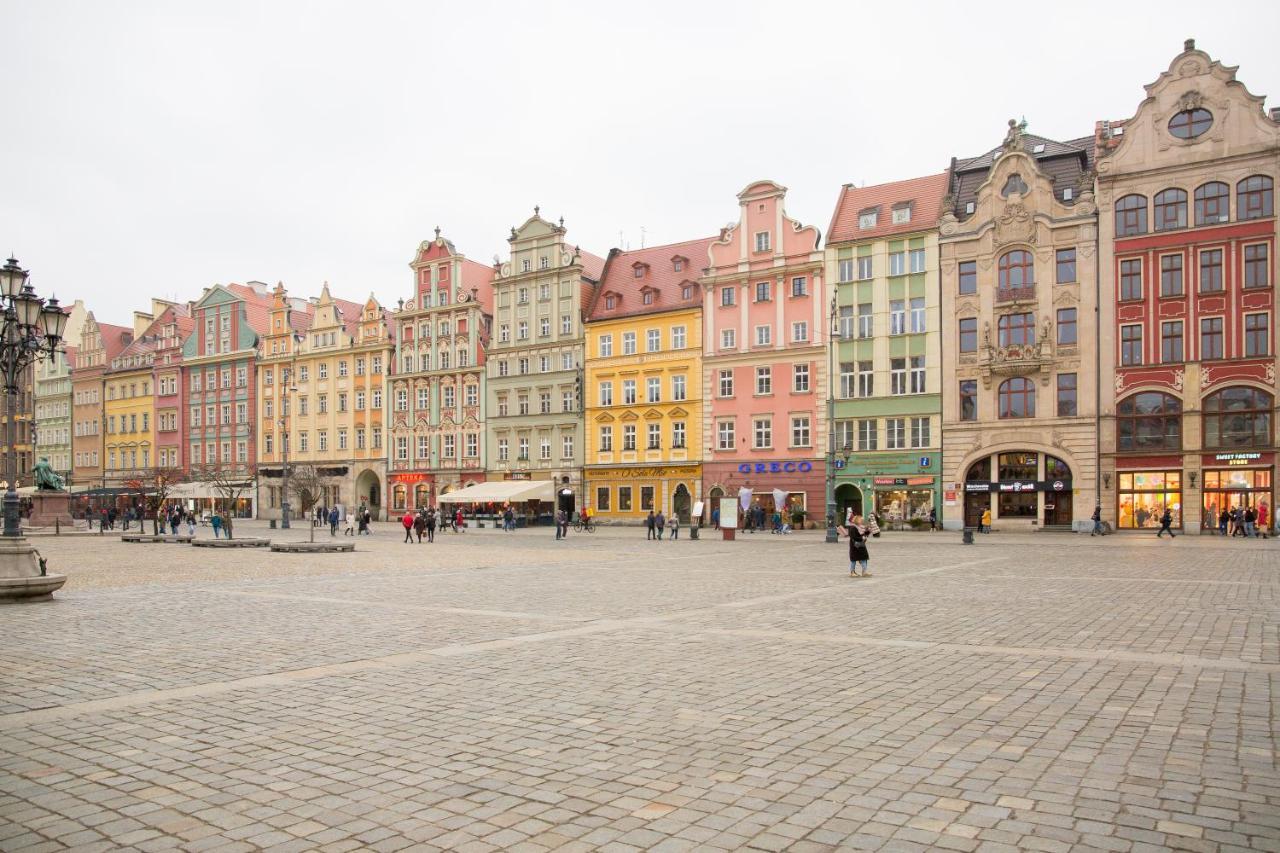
top-left (0, 535), bottom-right (67, 601)
top-left (26, 490), bottom-right (75, 528)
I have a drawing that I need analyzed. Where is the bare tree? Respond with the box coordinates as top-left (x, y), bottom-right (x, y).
top-left (192, 464), bottom-right (256, 540)
top-left (125, 467), bottom-right (186, 534)
top-left (287, 463), bottom-right (325, 542)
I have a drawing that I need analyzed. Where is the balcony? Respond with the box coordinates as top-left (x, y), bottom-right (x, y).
top-left (995, 285), bottom-right (1036, 305)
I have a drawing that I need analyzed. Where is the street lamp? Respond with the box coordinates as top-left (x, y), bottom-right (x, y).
top-left (824, 293), bottom-right (842, 544)
top-left (279, 333), bottom-right (302, 529)
top-left (0, 257), bottom-right (69, 599)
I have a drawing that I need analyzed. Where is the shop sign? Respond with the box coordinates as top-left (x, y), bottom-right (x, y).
top-left (504, 472), bottom-right (531, 480)
top-left (965, 480), bottom-right (1071, 493)
top-left (944, 490), bottom-right (957, 505)
top-left (391, 473), bottom-right (427, 483)
top-left (737, 461), bottom-right (814, 475)
top-left (1208, 452), bottom-right (1267, 466)
top-left (872, 476), bottom-right (936, 487)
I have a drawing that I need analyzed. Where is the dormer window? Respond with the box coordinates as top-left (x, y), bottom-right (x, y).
top-left (682, 285), bottom-right (693, 300)
top-left (642, 291), bottom-right (653, 305)
top-left (858, 208), bottom-right (878, 229)
top-left (891, 202), bottom-right (913, 224)
top-left (604, 294), bottom-right (617, 310)
top-left (1001, 173), bottom-right (1029, 197)
top-left (632, 261), bottom-right (649, 278)
top-left (673, 257), bottom-right (685, 272)
top-left (754, 231), bottom-right (771, 252)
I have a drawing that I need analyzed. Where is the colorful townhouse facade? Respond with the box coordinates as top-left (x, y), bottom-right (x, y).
top-left (584, 237), bottom-right (712, 523)
top-left (72, 314), bottom-right (132, 496)
top-left (939, 122), bottom-right (1100, 531)
top-left (33, 299), bottom-right (87, 482)
top-left (1097, 40), bottom-right (1279, 533)
top-left (700, 181), bottom-right (828, 526)
top-left (388, 230), bottom-right (493, 513)
top-left (102, 306), bottom-right (168, 488)
top-left (152, 303), bottom-right (194, 471)
top-left (826, 174), bottom-right (949, 527)
top-left (484, 211), bottom-right (604, 515)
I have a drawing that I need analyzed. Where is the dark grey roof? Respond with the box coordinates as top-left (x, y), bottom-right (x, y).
top-left (947, 131), bottom-right (1096, 220)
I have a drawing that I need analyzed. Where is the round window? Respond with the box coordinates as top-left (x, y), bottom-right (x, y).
top-left (1168, 108), bottom-right (1212, 139)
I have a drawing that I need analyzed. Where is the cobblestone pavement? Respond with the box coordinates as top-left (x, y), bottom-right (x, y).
top-left (2, 524), bottom-right (1278, 851)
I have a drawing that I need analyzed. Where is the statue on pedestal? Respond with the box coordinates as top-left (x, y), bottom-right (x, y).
top-left (33, 457), bottom-right (65, 491)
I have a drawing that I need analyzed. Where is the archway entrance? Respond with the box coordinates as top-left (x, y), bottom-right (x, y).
top-left (964, 457), bottom-right (992, 528)
top-left (558, 487), bottom-right (576, 516)
top-left (1043, 455), bottom-right (1073, 526)
top-left (834, 483), bottom-right (862, 524)
top-left (356, 470), bottom-right (381, 520)
top-left (708, 486), bottom-right (724, 526)
top-left (673, 483), bottom-right (691, 523)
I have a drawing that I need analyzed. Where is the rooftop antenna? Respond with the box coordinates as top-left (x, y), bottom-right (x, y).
top-left (640, 226), bottom-right (646, 249)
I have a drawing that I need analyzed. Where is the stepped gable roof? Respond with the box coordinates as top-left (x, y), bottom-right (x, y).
top-left (828, 172), bottom-right (951, 244)
top-left (947, 128), bottom-right (1096, 220)
top-left (590, 236), bottom-right (715, 323)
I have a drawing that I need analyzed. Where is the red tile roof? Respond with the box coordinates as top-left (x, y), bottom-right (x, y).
top-left (579, 250), bottom-right (607, 282)
top-left (827, 172), bottom-right (951, 244)
top-left (589, 236), bottom-right (715, 323)
top-left (98, 322), bottom-right (134, 361)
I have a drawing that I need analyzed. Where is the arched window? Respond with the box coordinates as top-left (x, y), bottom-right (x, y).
top-left (997, 250), bottom-right (1034, 295)
top-left (1237, 175), bottom-right (1274, 221)
top-left (1194, 181), bottom-right (1229, 225)
top-left (1153, 188), bottom-right (1188, 231)
top-left (1168, 108), bottom-right (1212, 139)
top-left (1115, 194), bottom-right (1148, 236)
top-left (1117, 392), bottom-right (1182, 451)
top-left (1203, 387), bottom-right (1273, 449)
top-left (998, 377), bottom-right (1036, 418)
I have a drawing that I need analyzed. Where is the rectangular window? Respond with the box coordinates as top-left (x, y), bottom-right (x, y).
top-left (562, 390), bottom-right (573, 412)
top-left (672, 375), bottom-right (686, 401)
top-left (646, 377), bottom-right (660, 403)
top-left (959, 380), bottom-right (977, 421)
top-left (560, 434), bottom-right (572, 459)
top-left (881, 417), bottom-right (902, 449)
top-left (672, 326), bottom-right (686, 349)
top-left (721, 328), bottom-right (736, 350)
top-left (1160, 254), bottom-right (1184, 296)
top-left (623, 424), bottom-right (636, 451)
top-left (599, 381), bottom-right (613, 407)
top-left (647, 423), bottom-right (661, 450)
top-left (671, 421), bottom-right (686, 448)
top-left (539, 392), bottom-right (551, 414)
top-left (909, 248), bottom-right (926, 274)
top-left (718, 369), bottom-right (733, 398)
top-left (755, 366), bottom-right (772, 395)
top-left (646, 329), bottom-right (660, 352)
top-left (755, 281), bottom-right (771, 302)
top-left (599, 425), bottom-right (612, 452)
top-left (857, 256), bottom-right (873, 280)
top-left (622, 332), bottom-right (636, 355)
top-left (910, 417), bottom-right (930, 448)
top-left (857, 361), bottom-right (873, 398)
top-left (755, 325), bottom-right (771, 346)
top-left (1057, 373), bottom-right (1078, 417)
top-left (753, 417), bottom-right (772, 449)
top-left (793, 363), bottom-right (810, 392)
top-left (790, 415), bottom-right (811, 448)
top-left (639, 485), bottom-right (654, 511)
top-left (1200, 317), bottom-right (1224, 360)
top-left (791, 276), bottom-right (808, 296)
top-left (539, 437), bottom-right (551, 460)
top-left (888, 252), bottom-right (905, 276)
top-left (889, 300), bottom-right (905, 335)
top-left (1199, 249), bottom-right (1223, 292)
top-left (721, 287), bottom-right (736, 307)
top-left (857, 303), bottom-right (873, 338)
top-left (623, 380), bottom-right (636, 405)
top-left (839, 361), bottom-right (855, 398)
top-left (1056, 248), bottom-right (1077, 284)
top-left (838, 259), bottom-right (854, 283)
top-left (909, 298), bottom-right (926, 333)
top-left (1056, 308), bottom-right (1077, 345)
top-left (1244, 313), bottom-right (1269, 357)
top-left (1121, 324), bottom-right (1143, 366)
top-left (959, 317), bottom-right (978, 353)
top-left (754, 231), bottom-right (770, 252)
top-left (890, 357), bottom-right (906, 395)
top-left (958, 261), bottom-right (977, 294)
top-left (1120, 258), bottom-right (1143, 300)
top-left (596, 486), bottom-right (610, 511)
top-left (857, 419), bottom-right (877, 451)
top-left (791, 321), bottom-right (809, 342)
top-left (618, 486), bottom-right (631, 512)
top-left (599, 334), bottom-right (613, 357)
top-left (1244, 244), bottom-right (1269, 288)
top-left (717, 419), bottom-right (735, 450)
top-left (1161, 321), bottom-right (1184, 363)
top-left (909, 356), bottom-right (925, 393)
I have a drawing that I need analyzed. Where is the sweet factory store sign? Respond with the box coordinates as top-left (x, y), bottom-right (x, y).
top-left (964, 479), bottom-right (1072, 493)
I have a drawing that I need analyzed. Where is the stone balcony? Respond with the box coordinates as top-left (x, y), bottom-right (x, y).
top-left (976, 338), bottom-right (1055, 387)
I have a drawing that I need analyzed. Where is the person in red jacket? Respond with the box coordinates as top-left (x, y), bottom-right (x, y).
top-left (402, 510), bottom-right (415, 543)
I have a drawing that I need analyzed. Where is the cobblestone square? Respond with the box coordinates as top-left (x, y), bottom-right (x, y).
top-left (2, 524), bottom-right (1278, 851)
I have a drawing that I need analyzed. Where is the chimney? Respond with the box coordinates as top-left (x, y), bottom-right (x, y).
top-left (1184, 38), bottom-right (1195, 52)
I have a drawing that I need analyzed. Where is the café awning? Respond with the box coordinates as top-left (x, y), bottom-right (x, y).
top-left (437, 480), bottom-right (554, 504)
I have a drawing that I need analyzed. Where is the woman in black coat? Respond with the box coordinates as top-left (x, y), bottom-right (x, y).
top-left (839, 515), bottom-right (871, 577)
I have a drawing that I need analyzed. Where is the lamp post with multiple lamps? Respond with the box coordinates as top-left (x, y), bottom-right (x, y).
top-left (278, 333), bottom-right (302, 530)
top-left (824, 294), bottom-right (853, 544)
top-left (0, 256), bottom-right (70, 599)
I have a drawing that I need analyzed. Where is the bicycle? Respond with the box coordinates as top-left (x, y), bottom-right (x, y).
top-left (572, 517), bottom-right (596, 533)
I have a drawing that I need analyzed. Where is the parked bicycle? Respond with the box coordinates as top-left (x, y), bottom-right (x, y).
top-left (572, 517), bottom-right (596, 533)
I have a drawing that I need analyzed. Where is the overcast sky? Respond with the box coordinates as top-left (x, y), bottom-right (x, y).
top-left (3, 0), bottom-right (1277, 326)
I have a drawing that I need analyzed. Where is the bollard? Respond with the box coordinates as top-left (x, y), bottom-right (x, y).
top-left (962, 527), bottom-right (975, 545)
top-left (55, 517), bottom-right (60, 535)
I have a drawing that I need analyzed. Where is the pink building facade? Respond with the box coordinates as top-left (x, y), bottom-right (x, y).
top-left (701, 180), bottom-right (829, 526)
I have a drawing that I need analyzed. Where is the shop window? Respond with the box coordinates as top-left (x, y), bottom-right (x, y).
top-left (1117, 392), bottom-right (1182, 451)
top-left (997, 452), bottom-right (1038, 518)
top-left (392, 484), bottom-right (407, 510)
top-left (618, 486), bottom-right (632, 512)
top-left (1118, 471), bottom-right (1183, 530)
top-left (1203, 387), bottom-right (1273, 449)
top-left (1202, 469), bottom-right (1272, 532)
top-left (596, 486), bottom-right (610, 512)
top-left (640, 486), bottom-right (654, 511)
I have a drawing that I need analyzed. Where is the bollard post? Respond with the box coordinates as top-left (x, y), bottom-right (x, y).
top-left (962, 527), bottom-right (974, 545)
top-left (55, 517), bottom-right (60, 535)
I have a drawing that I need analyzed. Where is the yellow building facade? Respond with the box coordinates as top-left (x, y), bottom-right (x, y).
top-left (103, 354), bottom-right (156, 484)
top-left (584, 239), bottom-right (711, 523)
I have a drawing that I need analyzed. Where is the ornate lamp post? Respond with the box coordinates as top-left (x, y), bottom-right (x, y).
top-left (0, 257), bottom-right (70, 599)
top-left (824, 293), bottom-right (841, 544)
top-left (279, 333), bottom-right (301, 529)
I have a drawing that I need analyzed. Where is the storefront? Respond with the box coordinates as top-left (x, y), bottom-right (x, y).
top-left (389, 473), bottom-right (433, 512)
top-left (1116, 470), bottom-right (1183, 530)
top-left (586, 464), bottom-right (701, 524)
top-left (834, 452), bottom-right (940, 529)
top-left (961, 450), bottom-right (1077, 529)
top-left (1201, 452), bottom-right (1274, 532)
top-left (703, 459), bottom-right (824, 529)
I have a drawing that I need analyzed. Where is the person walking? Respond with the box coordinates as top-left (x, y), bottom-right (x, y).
top-left (655, 510), bottom-right (666, 541)
top-left (1156, 508), bottom-right (1176, 538)
top-left (454, 508), bottom-right (465, 533)
top-left (185, 511), bottom-right (196, 537)
top-left (357, 510), bottom-right (369, 536)
top-left (402, 510), bottom-right (415, 543)
top-left (1244, 506), bottom-right (1257, 538)
top-left (979, 508), bottom-right (992, 534)
top-left (503, 506), bottom-right (514, 532)
top-left (770, 509), bottom-right (782, 534)
top-left (555, 508), bottom-right (564, 540)
top-left (711, 506), bottom-right (720, 530)
top-left (839, 515), bottom-right (871, 577)
top-left (1257, 502), bottom-right (1270, 539)
top-left (1219, 508), bottom-right (1230, 536)
top-left (211, 512), bottom-right (223, 539)
top-left (413, 510), bottom-right (426, 543)
top-left (1230, 507), bottom-right (1244, 537)
top-left (645, 511), bottom-right (656, 540)
top-left (1090, 504), bottom-right (1103, 536)
top-left (328, 506), bottom-right (339, 536)
top-left (668, 514), bottom-right (679, 540)
top-left (425, 507), bottom-right (436, 543)
top-left (929, 507), bottom-right (937, 532)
